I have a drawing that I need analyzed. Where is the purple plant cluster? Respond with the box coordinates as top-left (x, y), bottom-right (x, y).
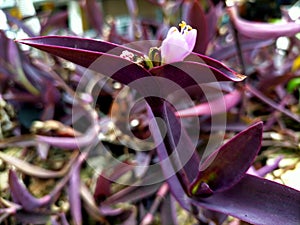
top-left (0, 0), bottom-right (300, 225)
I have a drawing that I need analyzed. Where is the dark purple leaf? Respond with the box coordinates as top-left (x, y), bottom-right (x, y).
top-left (190, 122), bottom-right (263, 194)
top-left (16, 35), bottom-right (143, 58)
top-left (192, 174), bottom-right (300, 225)
top-left (16, 36), bottom-right (153, 87)
top-left (182, 0), bottom-right (208, 54)
top-left (94, 173), bottom-right (112, 203)
top-left (147, 99), bottom-right (201, 195)
top-left (188, 53), bottom-right (247, 81)
top-left (150, 61), bottom-right (246, 91)
top-left (146, 101), bottom-right (194, 210)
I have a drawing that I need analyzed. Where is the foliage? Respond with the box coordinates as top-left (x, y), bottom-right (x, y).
top-left (0, 0), bottom-right (299, 224)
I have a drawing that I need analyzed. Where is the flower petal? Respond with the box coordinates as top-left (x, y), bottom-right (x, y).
top-left (183, 29), bottom-right (197, 52)
top-left (161, 29), bottom-right (190, 64)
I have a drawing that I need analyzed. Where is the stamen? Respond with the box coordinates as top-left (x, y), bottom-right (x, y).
top-left (178, 21), bottom-right (193, 34)
top-left (179, 21), bottom-right (187, 31)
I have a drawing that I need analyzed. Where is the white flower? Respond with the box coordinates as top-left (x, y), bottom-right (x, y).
top-left (161, 21), bottom-right (197, 64)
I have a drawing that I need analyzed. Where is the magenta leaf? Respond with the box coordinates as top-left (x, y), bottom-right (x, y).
top-left (176, 89), bottom-right (242, 117)
top-left (227, 4), bottom-right (300, 39)
top-left (190, 122), bottom-right (263, 194)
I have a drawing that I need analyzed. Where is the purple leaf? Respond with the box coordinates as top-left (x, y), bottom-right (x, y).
top-left (16, 36), bottom-right (152, 86)
top-left (8, 170), bottom-right (51, 211)
top-left (150, 60), bottom-right (246, 89)
top-left (93, 173), bottom-right (112, 203)
top-left (189, 53), bottom-right (247, 81)
top-left (256, 156), bottom-right (282, 177)
top-left (134, 152), bottom-right (151, 178)
top-left (0, 151), bottom-right (72, 178)
top-left (146, 101), bottom-right (195, 209)
top-left (68, 153), bottom-right (87, 225)
top-left (40, 11), bottom-right (68, 34)
top-left (147, 99), bottom-right (200, 195)
top-left (4, 12), bottom-right (35, 37)
top-left (16, 35), bottom-right (143, 58)
top-left (192, 174), bottom-right (300, 225)
top-left (227, 4), bottom-right (300, 39)
top-left (190, 122), bottom-right (263, 194)
top-left (0, 30), bottom-right (9, 61)
top-left (83, 0), bottom-right (103, 35)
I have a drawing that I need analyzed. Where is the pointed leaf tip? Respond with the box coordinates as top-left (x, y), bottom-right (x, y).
top-left (190, 121), bottom-right (263, 193)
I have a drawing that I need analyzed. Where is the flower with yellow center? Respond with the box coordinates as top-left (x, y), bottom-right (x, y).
top-left (161, 21), bottom-right (197, 64)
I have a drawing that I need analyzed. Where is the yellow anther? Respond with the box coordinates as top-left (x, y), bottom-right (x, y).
top-left (179, 21), bottom-right (193, 34)
top-left (179, 21), bottom-right (187, 30)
